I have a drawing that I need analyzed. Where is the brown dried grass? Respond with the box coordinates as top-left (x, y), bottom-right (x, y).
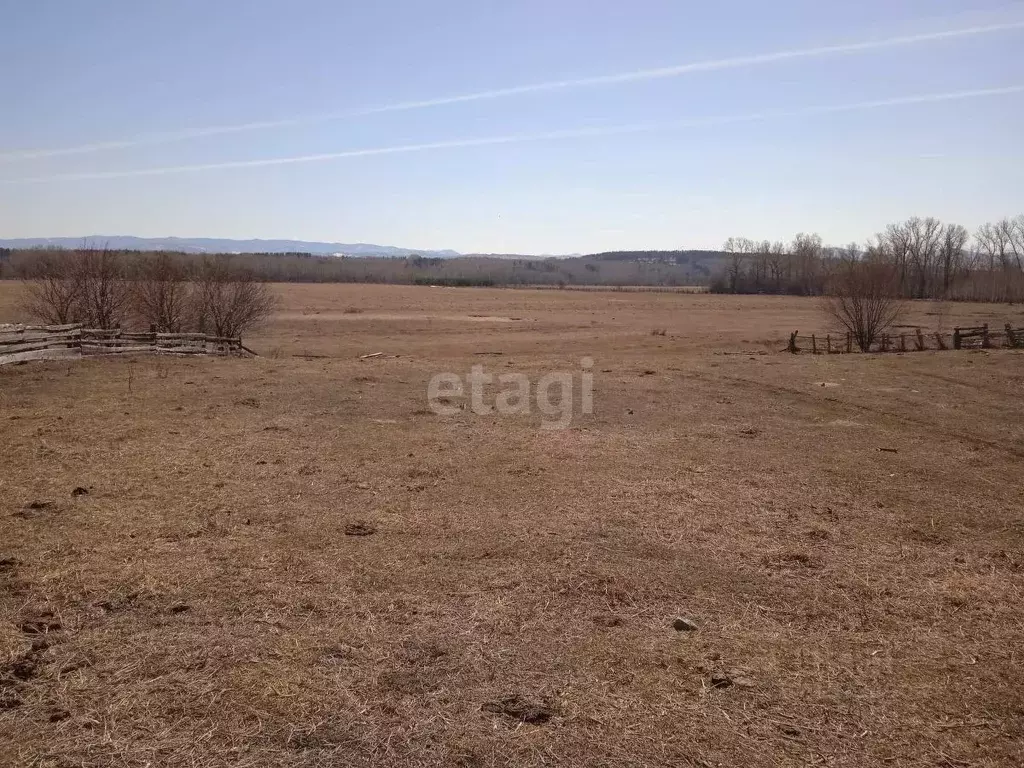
top-left (1, 282), bottom-right (1023, 766)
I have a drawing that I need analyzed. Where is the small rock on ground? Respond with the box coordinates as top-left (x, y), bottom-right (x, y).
top-left (344, 522), bottom-right (377, 536)
top-left (482, 695), bottom-right (554, 724)
top-left (710, 668), bottom-right (755, 689)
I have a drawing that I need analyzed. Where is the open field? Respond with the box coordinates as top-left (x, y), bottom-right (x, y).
top-left (2, 281), bottom-right (1023, 767)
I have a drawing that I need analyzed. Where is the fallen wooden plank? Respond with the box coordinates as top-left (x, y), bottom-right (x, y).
top-left (0, 347), bottom-right (82, 366)
top-left (155, 333), bottom-right (240, 344)
top-left (81, 345), bottom-right (154, 354)
top-left (0, 340), bottom-right (79, 355)
top-left (0, 323), bottom-right (83, 334)
top-left (160, 348), bottom-right (231, 356)
top-left (156, 332), bottom-right (210, 341)
top-left (83, 347), bottom-right (213, 356)
top-left (0, 326), bottom-right (81, 335)
top-left (79, 339), bottom-right (148, 347)
top-left (84, 338), bottom-right (159, 347)
top-left (359, 352), bottom-right (384, 359)
top-left (156, 333), bottom-right (236, 342)
top-left (0, 333), bottom-right (81, 347)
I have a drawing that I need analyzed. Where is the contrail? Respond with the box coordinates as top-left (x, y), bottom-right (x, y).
top-left (1, 19), bottom-right (1022, 163)
top-left (6, 85), bottom-right (1020, 183)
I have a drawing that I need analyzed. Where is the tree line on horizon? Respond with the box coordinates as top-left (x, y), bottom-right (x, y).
top-left (710, 214), bottom-right (1024, 303)
top-left (3, 214), bottom-right (1022, 301)
top-left (1, 247), bottom-right (716, 288)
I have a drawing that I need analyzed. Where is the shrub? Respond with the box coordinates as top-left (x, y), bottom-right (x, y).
top-left (19, 250), bottom-right (84, 324)
top-left (130, 253), bottom-right (193, 332)
top-left (822, 258), bottom-right (906, 352)
top-left (20, 246), bottom-right (131, 328)
top-left (193, 257), bottom-right (276, 338)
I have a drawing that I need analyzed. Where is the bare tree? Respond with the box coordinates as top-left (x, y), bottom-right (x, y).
top-left (194, 257), bottom-right (276, 338)
top-left (131, 253), bottom-right (192, 332)
top-left (763, 240), bottom-right (788, 292)
top-left (1004, 215), bottom-right (1024, 299)
top-left (77, 246), bottom-right (132, 328)
top-left (791, 233), bottom-right (824, 296)
top-left (19, 249), bottom-right (84, 324)
top-left (879, 221), bottom-right (911, 294)
top-left (822, 251), bottom-right (906, 352)
top-left (975, 219), bottom-right (1023, 302)
top-left (904, 217), bottom-right (943, 298)
top-left (938, 223), bottom-right (969, 296)
top-left (722, 237), bottom-right (755, 293)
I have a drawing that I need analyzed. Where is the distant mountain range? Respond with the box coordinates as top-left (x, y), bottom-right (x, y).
top-left (0, 236), bottom-right (462, 259)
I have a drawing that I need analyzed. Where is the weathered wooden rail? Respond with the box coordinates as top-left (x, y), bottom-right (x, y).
top-left (787, 324), bottom-right (1024, 354)
top-left (0, 324), bottom-right (255, 366)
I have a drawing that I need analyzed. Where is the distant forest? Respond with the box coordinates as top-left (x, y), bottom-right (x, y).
top-left (0, 248), bottom-right (725, 288)
top-left (3, 214), bottom-right (1021, 302)
top-left (710, 215), bottom-right (1024, 303)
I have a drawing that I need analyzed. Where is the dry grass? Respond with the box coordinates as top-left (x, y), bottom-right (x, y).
top-left (1, 281), bottom-right (1023, 767)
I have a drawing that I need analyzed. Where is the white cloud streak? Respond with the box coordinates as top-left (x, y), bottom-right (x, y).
top-left (1, 19), bottom-right (1022, 163)
top-left (5, 86), bottom-right (1020, 183)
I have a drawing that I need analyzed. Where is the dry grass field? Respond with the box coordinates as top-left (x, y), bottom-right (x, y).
top-left (1, 281), bottom-right (1023, 767)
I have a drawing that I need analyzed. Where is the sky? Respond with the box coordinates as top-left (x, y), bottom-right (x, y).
top-left (1, 0), bottom-right (1022, 254)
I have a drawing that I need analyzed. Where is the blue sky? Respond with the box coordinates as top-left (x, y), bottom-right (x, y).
top-left (1, 0), bottom-right (1022, 253)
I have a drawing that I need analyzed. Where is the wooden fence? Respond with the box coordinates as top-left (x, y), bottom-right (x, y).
top-left (0, 324), bottom-right (255, 366)
top-left (787, 323), bottom-right (1024, 354)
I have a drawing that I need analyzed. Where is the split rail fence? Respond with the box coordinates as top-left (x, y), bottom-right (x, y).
top-left (0, 324), bottom-right (255, 366)
top-left (787, 323), bottom-right (1024, 354)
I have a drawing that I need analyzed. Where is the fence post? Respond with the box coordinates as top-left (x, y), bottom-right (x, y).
top-left (788, 331), bottom-right (798, 353)
top-left (899, 334), bottom-right (906, 352)
top-left (826, 334), bottom-right (832, 354)
top-left (982, 323), bottom-right (990, 348)
top-left (953, 327), bottom-right (961, 350)
top-left (1006, 324), bottom-right (1017, 348)
top-left (846, 332), bottom-right (852, 353)
top-left (915, 328), bottom-right (925, 351)
top-left (811, 334), bottom-right (817, 354)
